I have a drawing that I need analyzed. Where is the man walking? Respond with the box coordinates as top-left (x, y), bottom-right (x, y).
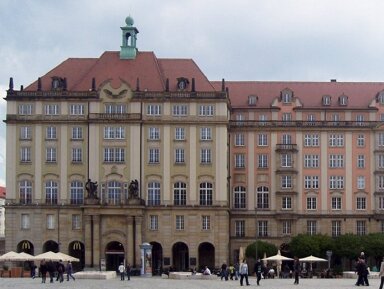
top-left (239, 259), bottom-right (250, 286)
top-left (254, 258), bottom-right (263, 286)
top-left (118, 262), bottom-right (125, 281)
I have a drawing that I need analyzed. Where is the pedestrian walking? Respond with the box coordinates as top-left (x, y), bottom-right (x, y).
top-left (126, 263), bottom-right (131, 281)
top-left (39, 260), bottom-right (48, 283)
top-left (254, 258), bottom-right (263, 286)
top-left (118, 262), bottom-right (125, 280)
top-left (239, 259), bottom-right (250, 286)
top-left (66, 261), bottom-right (75, 281)
top-left (293, 256), bottom-right (300, 285)
top-left (221, 261), bottom-right (228, 280)
top-left (379, 256), bottom-right (384, 289)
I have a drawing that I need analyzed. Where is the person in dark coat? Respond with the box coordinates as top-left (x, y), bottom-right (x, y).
top-left (66, 261), bottom-right (75, 281)
top-left (56, 260), bottom-right (65, 283)
top-left (254, 258), bottom-right (263, 285)
top-left (39, 260), bottom-right (48, 283)
top-left (293, 257), bottom-right (300, 285)
top-left (47, 260), bottom-right (56, 283)
top-left (126, 263), bottom-right (131, 281)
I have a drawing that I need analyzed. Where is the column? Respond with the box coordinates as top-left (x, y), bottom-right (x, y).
top-left (126, 216), bottom-right (134, 265)
top-left (134, 216), bottom-right (143, 266)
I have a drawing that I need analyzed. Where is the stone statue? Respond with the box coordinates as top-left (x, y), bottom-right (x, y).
top-left (128, 179), bottom-right (139, 199)
top-left (85, 178), bottom-right (98, 199)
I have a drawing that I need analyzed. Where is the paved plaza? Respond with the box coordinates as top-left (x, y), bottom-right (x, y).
top-left (0, 275), bottom-right (380, 289)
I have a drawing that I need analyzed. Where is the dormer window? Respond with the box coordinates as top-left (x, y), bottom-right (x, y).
top-left (177, 77), bottom-right (189, 90)
top-left (248, 95), bottom-right (258, 106)
top-left (281, 89), bottom-right (293, 103)
top-left (339, 95), bottom-right (348, 106)
top-left (377, 91), bottom-right (384, 104)
top-left (322, 95), bottom-right (331, 106)
top-left (51, 77), bottom-right (66, 91)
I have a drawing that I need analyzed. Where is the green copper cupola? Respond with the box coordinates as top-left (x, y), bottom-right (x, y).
top-left (120, 16), bottom-right (139, 59)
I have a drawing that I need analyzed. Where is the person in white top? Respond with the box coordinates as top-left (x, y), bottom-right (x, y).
top-left (203, 266), bottom-right (211, 275)
top-left (118, 262), bottom-right (125, 281)
top-left (239, 259), bottom-right (250, 286)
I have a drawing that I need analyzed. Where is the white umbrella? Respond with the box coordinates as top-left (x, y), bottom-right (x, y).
top-left (299, 255), bottom-right (327, 262)
top-left (18, 252), bottom-right (35, 261)
top-left (0, 251), bottom-right (22, 261)
top-left (33, 251), bottom-right (62, 261)
top-left (56, 252), bottom-right (79, 262)
top-left (263, 250), bottom-right (293, 261)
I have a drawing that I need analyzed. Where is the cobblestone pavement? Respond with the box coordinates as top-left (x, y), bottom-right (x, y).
top-left (0, 276), bottom-right (378, 289)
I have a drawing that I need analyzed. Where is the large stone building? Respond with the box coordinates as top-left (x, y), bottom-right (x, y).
top-left (4, 17), bottom-right (384, 272)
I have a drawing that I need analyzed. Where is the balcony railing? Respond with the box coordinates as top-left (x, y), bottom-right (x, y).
top-left (230, 120), bottom-right (380, 129)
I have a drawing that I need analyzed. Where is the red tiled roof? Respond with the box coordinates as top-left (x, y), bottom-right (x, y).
top-left (0, 186), bottom-right (5, 199)
top-left (212, 81), bottom-right (384, 108)
top-left (25, 51), bottom-right (216, 92)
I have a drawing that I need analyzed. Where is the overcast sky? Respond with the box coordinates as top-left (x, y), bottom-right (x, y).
top-left (1, 0), bottom-right (384, 186)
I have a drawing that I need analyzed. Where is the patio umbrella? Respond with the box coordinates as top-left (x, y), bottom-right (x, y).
top-left (17, 252), bottom-right (35, 261)
top-left (263, 250), bottom-right (293, 261)
top-left (33, 251), bottom-right (62, 261)
top-left (299, 255), bottom-right (327, 262)
top-left (56, 252), bottom-right (79, 262)
top-left (0, 251), bottom-right (22, 261)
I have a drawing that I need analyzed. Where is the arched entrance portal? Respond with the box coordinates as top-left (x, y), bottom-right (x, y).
top-left (150, 242), bottom-right (163, 275)
top-left (172, 242), bottom-right (189, 271)
top-left (68, 241), bottom-right (85, 272)
top-left (198, 242), bottom-right (215, 271)
top-left (105, 241), bottom-right (125, 271)
top-left (43, 240), bottom-right (59, 253)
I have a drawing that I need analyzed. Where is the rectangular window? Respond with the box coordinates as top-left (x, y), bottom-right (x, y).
top-left (44, 104), bottom-right (59, 115)
top-left (357, 155), bottom-right (365, 168)
top-left (176, 215), bottom-right (185, 230)
top-left (46, 126), bottom-right (57, 140)
top-left (46, 147), bottom-right (57, 163)
top-left (281, 154), bottom-right (292, 167)
top-left (72, 127), bottom-right (83, 139)
top-left (258, 134), bottom-right (268, 146)
top-left (104, 127), bottom-right (125, 139)
top-left (201, 149), bottom-right (211, 164)
top-left (235, 154), bottom-right (245, 168)
top-left (329, 155), bottom-right (344, 168)
top-left (72, 148), bottom-right (82, 163)
top-left (304, 176), bottom-right (319, 189)
top-left (72, 215), bottom-right (81, 230)
top-left (282, 197), bottom-right (292, 209)
top-left (103, 148), bottom-right (125, 163)
top-left (378, 133), bottom-right (384, 147)
top-left (172, 105), bottom-right (188, 116)
top-left (329, 176), bottom-right (344, 189)
top-left (332, 220), bottom-right (341, 237)
top-left (357, 134), bottom-right (365, 147)
top-left (282, 134), bottom-right (292, 144)
top-left (175, 127), bottom-right (185, 141)
top-left (258, 154), bottom-right (268, 168)
top-left (379, 196), bottom-right (384, 210)
top-left (282, 220), bottom-right (292, 235)
top-left (69, 104), bottom-right (85, 115)
top-left (357, 197), bottom-right (366, 210)
top-left (282, 113), bottom-right (292, 122)
top-left (20, 147), bottom-right (31, 162)
top-left (18, 104), bottom-right (33, 115)
top-left (105, 104), bottom-right (126, 114)
top-left (329, 134), bottom-right (344, 147)
top-left (200, 127), bottom-right (212, 141)
top-left (304, 155), bottom-right (319, 168)
top-left (356, 220), bottom-right (366, 236)
top-left (47, 214), bottom-right (55, 229)
top-left (147, 104), bottom-right (161, 115)
top-left (307, 197), bottom-right (317, 210)
top-left (304, 134), bottom-right (319, 147)
top-left (149, 127), bottom-right (160, 140)
top-left (202, 215), bottom-right (210, 230)
top-left (235, 134), bottom-right (245, 146)
top-left (149, 148), bottom-right (160, 164)
top-left (199, 105), bottom-right (214, 116)
top-left (20, 126), bottom-right (32, 140)
top-left (21, 214), bottom-right (30, 229)
top-left (307, 220), bottom-right (317, 235)
top-left (378, 155), bottom-right (384, 168)
top-left (235, 220), bottom-right (245, 237)
top-left (149, 215), bottom-right (158, 230)
top-left (331, 197), bottom-right (342, 210)
top-left (357, 176), bottom-right (365, 190)
top-left (175, 148), bottom-right (185, 164)
top-left (258, 220), bottom-right (268, 237)
top-left (281, 175), bottom-right (292, 189)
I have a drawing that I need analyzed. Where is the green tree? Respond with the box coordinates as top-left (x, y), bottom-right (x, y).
top-left (363, 233), bottom-right (384, 267)
top-left (245, 240), bottom-right (277, 260)
top-left (289, 234), bottom-right (321, 257)
top-left (333, 234), bottom-right (362, 270)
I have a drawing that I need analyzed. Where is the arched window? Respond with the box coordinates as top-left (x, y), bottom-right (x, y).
top-left (70, 181), bottom-right (84, 205)
top-left (174, 182), bottom-right (187, 206)
top-left (19, 180), bottom-right (32, 204)
top-left (199, 182), bottom-right (213, 206)
top-left (148, 181), bottom-right (161, 206)
top-left (107, 181), bottom-right (121, 205)
top-left (257, 186), bottom-right (269, 209)
top-left (234, 186), bottom-right (246, 209)
top-left (45, 180), bottom-right (58, 205)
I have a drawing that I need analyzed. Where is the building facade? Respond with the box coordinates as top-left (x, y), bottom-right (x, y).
top-left (4, 17), bottom-right (384, 271)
